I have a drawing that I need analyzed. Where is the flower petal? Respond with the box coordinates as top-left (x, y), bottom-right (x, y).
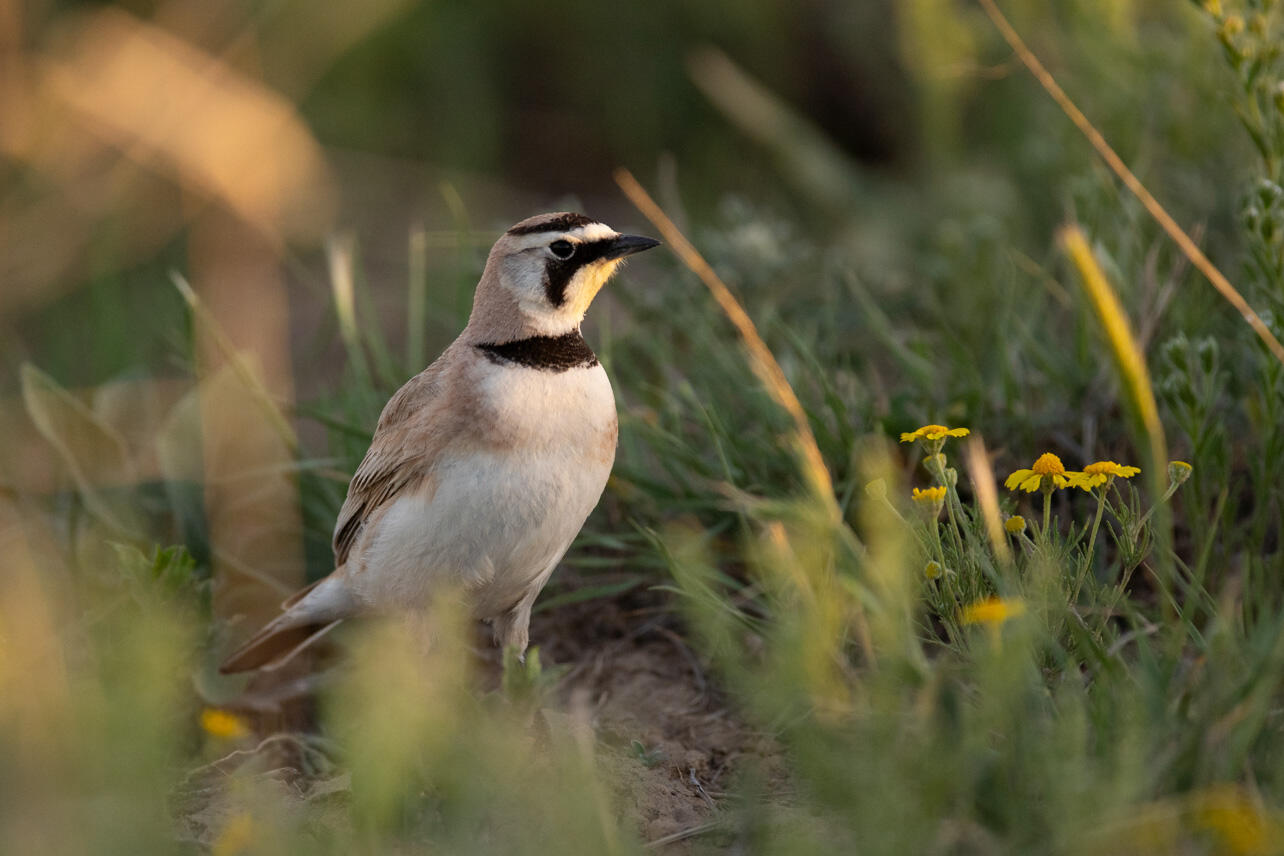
top-left (1005, 469), bottom-right (1032, 490)
top-left (1071, 472), bottom-right (1103, 491)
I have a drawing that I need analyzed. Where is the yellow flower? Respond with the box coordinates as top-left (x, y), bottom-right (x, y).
top-left (961, 597), bottom-right (1026, 626)
top-left (900, 424), bottom-right (969, 443)
top-left (924, 560), bottom-right (943, 580)
top-left (912, 486), bottom-right (947, 515)
top-left (1004, 515), bottom-right (1026, 534)
top-left (201, 708), bottom-right (250, 740)
top-left (212, 812), bottom-right (254, 856)
top-left (912, 485), bottom-right (946, 503)
top-left (1221, 14), bottom-right (1244, 36)
top-left (1168, 460), bottom-right (1193, 486)
top-left (1076, 460), bottom-right (1141, 490)
top-left (1005, 452), bottom-right (1082, 492)
top-left (1190, 784), bottom-right (1283, 856)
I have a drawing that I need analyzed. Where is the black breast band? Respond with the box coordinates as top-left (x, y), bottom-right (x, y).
top-left (476, 331), bottom-right (599, 372)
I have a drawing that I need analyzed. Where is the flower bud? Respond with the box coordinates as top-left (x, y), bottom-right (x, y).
top-left (1168, 460), bottom-right (1193, 487)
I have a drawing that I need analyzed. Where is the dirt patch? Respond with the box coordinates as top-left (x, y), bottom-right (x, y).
top-left (179, 592), bottom-right (785, 851)
top-left (528, 596), bottom-right (788, 850)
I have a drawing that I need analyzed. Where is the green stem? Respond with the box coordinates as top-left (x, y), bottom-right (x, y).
top-left (930, 517), bottom-right (948, 571)
top-left (1072, 488), bottom-right (1108, 603)
top-left (929, 457), bottom-right (967, 563)
top-left (943, 484), bottom-right (967, 563)
top-left (929, 518), bottom-right (958, 606)
top-left (1042, 487), bottom-right (1052, 539)
top-left (1085, 488), bottom-right (1107, 560)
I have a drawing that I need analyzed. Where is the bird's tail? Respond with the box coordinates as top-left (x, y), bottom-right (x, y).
top-left (218, 575), bottom-right (355, 674)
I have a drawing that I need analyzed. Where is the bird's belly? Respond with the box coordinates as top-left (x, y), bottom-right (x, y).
top-left (351, 443), bottom-right (613, 616)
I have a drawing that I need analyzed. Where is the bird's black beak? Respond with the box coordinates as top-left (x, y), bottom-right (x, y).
top-left (602, 234), bottom-right (661, 260)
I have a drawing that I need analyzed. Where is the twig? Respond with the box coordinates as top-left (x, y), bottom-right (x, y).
top-left (645, 820), bottom-right (723, 850)
top-left (614, 169), bottom-right (839, 514)
top-left (689, 768), bottom-right (718, 811)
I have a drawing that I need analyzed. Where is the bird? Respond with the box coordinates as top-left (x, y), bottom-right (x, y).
top-left (219, 212), bottom-right (659, 674)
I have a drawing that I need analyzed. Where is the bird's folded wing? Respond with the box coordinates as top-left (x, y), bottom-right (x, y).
top-left (332, 354), bottom-right (451, 566)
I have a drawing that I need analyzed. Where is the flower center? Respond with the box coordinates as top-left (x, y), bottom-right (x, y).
top-left (1031, 453), bottom-right (1065, 476)
top-left (921, 424), bottom-right (949, 435)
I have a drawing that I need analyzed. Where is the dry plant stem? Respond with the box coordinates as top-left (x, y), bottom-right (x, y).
top-left (1059, 226), bottom-right (1176, 621)
top-left (964, 436), bottom-right (1014, 568)
top-left (170, 272), bottom-right (298, 448)
top-left (977, 0), bottom-right (1284, 368)
top-left (614, 168), bottom-right (838, 517)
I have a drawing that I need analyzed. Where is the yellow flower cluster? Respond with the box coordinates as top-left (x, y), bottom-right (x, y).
top-left (901, 425), bottom-right (966, 519)
top-left (1005, 454), bottom-right (1143, 493)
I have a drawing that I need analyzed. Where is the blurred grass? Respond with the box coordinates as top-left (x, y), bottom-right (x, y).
top-left (3, 0), bottom-right (1284, 853)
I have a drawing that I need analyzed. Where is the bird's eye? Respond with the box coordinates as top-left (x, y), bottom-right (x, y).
top-left (549, 240), bottom-right (575, 259)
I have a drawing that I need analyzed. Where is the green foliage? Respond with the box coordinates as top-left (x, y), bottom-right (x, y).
top-left (110, 542), bottom-right (206, 610)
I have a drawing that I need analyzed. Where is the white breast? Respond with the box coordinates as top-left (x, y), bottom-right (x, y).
top-left (351, 362), bottom-right (617, 618)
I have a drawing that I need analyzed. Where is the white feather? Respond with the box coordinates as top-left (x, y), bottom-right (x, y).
top-left (349, 361), bottom-right (616, 618)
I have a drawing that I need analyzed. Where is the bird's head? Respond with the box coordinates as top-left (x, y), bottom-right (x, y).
top-left (467, 212), bottom-right (659, 342)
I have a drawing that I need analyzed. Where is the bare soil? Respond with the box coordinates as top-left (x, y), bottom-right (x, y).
top-left (177, 591), bottom-right (787, 852)
top-left (528, 596), bottom-right (788, 851)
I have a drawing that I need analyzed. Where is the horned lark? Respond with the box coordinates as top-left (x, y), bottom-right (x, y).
top-left (220, 212), bottom-right (659, 673)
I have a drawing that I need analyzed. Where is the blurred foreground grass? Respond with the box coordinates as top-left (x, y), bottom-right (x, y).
top-left (4, 0), bottom-right (1284, 853)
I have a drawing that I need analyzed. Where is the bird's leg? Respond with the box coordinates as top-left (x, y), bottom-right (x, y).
top-left (492, 593), bottom-right (536, 660)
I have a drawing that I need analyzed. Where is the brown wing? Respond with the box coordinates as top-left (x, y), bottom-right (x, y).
top-left (332, 354), bottom-right (451, 566)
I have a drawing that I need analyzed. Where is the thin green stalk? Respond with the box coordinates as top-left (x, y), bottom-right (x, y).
top-left (928, 455), bottom-right (967, 562)
top-left (930, 516), bottom-right (948, 571)
top-left (942, 483), bottom-right (968, 565)
top-left (1073, 488), bottom-right (1108, 603)
top-left (928, 519), bottom-right (963, 610)
top-left (1042, 487), bottom-right (1052, 539)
